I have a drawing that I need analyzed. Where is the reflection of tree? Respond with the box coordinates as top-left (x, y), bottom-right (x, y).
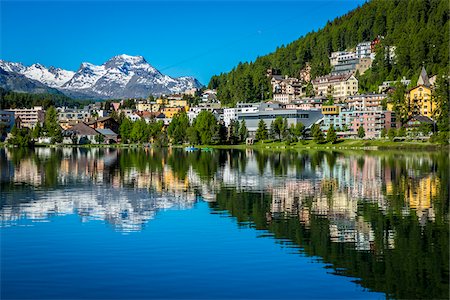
top-left (210, 187), bottom-right (449, 299)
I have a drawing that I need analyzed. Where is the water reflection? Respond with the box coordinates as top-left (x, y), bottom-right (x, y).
top-left (0, 147), bottom-right (448, 298)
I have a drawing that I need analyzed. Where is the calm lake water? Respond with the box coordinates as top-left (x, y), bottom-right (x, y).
top-left (1, 147), bottom-right (448, 299)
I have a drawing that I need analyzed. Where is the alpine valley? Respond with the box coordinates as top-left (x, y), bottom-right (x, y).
top-left (0, 54), bottom-right (203, 99)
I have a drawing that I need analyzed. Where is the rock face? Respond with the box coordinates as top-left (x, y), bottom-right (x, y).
top-left (0, 54), bottom-right (202, 99)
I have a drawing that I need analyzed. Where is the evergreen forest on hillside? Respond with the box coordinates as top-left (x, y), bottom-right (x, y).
top-left (208, 0), bottom-right (450, 106)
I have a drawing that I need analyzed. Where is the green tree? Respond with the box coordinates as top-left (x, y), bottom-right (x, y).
top-left (239, 120), bottom-right (249, 142)
top-left (380, 128), bottom-right (387, 138)
top-left (44, 106), bottom-right (62, 144)
top-left (186, 127), bottom-right (199, 145)
top-left (31, 123), bottom-right (42, 139)
top-left (95, 134), bottom-right (105, 144)
top-left (228, 120), bottom-right (240, 144)
top-left (326, 124), bottom-right (337, 144)
top-left (291, 122), bottom-right (305, 139)
top-left (281, 118), bottom-right (289, 141)
top-left (120, 118), bottom-right (133, 143)
top-left (273, 116), bottom-right (284, 140)
top-left (387, 82), bottom-right (408, 124)
top-left (8, 125), bottom-right (33, 147)
top-left (255, 119), bottom-right (268, 141)
top-left (167, 112), bottom-right (190, 144)
top-left (433, 74), bottom-right (449, 133)
top-left (357, 125), bottom-right (366, 138)
top-left (194, 111), bottom-right (218, 145)
top-left (388, 128), bottom-right (396, 141)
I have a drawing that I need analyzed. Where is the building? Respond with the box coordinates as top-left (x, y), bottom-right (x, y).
top-left (329, 51), bottom-right (356, 67)
top-left (0, 110), bottom-right (15, 132)
top-left (223, 103), bottom-right (260, 127)
top-left (96, 128), bottom-right (119, 143)
top-left (6, 106), bottom-right (45, 129)
top-left (312, 73), bottom-right (358, 100)
top-left (183, 88), bottom-right (199, 97)
top-left (299, 63), bottom-right (312, 83)
top-left (407, 67), bottom-right (435, 119)
top-left (136, 102), bottom-right (160, 112)
top-left (187, 102), bottom-right (222, 123)
top-left (378, 77), bottom-right (411, 93)
top-left (346, 94), bottom-right (387, 111)
top-left (237, 108), bottom-right (323, 134)
top-left (332, 56), bottom-right (360, 75)
top-left (87, 116), bottom-right (119, 133)
top-left (356, 41), bottom-right (372, 59)
top-left (57, 107), bottom-right (91, 129)
top-left (320, 106), bottom-right (399, 138)
top-left (201, 89), bottom-right (218, 102)
top-left (350, 110), bottom-right (398, 138)
top-left (270, 74), bottom-right (306, 103)
top-left (64, 122), bottom-right (100, 144)
top-left (162, 107), bottom-right (184, 119)
top-left (404, 115), bottom-right (435, 134)
top-left (285, 97), bottom-right (325, 110)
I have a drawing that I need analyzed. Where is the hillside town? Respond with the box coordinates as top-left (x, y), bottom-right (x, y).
top-left (0, 37), bottom-right (445, 146)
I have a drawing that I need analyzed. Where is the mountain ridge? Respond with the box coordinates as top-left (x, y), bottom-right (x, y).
top-left (0, 54), bottom-right (203, 99)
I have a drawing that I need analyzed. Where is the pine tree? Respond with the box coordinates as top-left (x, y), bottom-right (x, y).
top-left (255, 119), bottom-right (268, 141)
top-left (326, 124), bottom-right (337, 144)
top-left (357, 125), bottom-right (366, 138)
top-left (239, 120), bottom-right (249, 142)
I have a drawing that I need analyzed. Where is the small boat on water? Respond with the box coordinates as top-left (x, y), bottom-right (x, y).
top-left (184, 146), bottom-right (199, 152)
top-left (201, 148), bottom-right (213, 152)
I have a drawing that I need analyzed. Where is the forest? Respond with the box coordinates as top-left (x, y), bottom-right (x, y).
top-left (208, 0), bottom-right (450, 106)
top-left (0, 88), bottom-right (92, 109)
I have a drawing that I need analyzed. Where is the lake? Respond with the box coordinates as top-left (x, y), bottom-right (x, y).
top-left (1, 147), bottom-right (448, 299)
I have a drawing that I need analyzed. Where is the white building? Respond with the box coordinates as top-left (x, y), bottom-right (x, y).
top-left (356, 41), bottom-right (372, 59)
top-left (329, 51), bottom-right (356, 67)
top-left (223, 103), bottom-right (260, 127)
top-left (6, 106), bottom-right (45, 129)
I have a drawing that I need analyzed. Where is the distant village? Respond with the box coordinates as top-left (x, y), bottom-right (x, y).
top-left (0, 36), bottom-right (443, 145)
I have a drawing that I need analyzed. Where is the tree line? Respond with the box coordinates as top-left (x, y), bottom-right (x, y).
top-left (0, 88), bottom-right (92, 109)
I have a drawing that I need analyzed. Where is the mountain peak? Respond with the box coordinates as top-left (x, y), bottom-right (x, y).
top-left (108, 54), bottom-right (146, 64)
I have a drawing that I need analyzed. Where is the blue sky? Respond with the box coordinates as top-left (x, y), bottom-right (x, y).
top-left (1, 0), bottom-right (365, 84)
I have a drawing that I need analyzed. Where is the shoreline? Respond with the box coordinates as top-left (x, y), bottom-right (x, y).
top-left (1, 139), bottom-right (448, 151)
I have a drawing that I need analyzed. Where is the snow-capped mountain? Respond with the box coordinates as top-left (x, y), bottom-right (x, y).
top-left (0, 54), bottom-right (202, 99)
top-left (0, 61), bottom-right (74, 88)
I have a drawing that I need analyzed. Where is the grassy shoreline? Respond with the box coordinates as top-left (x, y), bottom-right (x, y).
top-left (199, 139), bottom-right (449, 151)
top-left (1, 139), bottom-right (448, 151)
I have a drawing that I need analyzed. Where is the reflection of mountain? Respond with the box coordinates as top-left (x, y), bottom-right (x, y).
top-left (1, 186), bottom-right (195, 232)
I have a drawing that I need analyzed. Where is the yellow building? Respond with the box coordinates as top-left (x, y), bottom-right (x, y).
top-left (407, 67), bottom-right (436, 119)
top-left (162, 107), bottom-right (183, 118)
top-left (136, 102), bottom-right (160, 112)
top-left (321, 105), bottom-right (341, 115)
top-left (408, 85), bottom-right (434, 118)
top-left (156, 98), bottom-right (168, 105)
top-left (168, 99), bottom-right (189, 111)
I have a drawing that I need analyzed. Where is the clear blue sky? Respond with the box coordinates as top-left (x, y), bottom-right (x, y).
top-left (1, 0), bottom-right (365, 84)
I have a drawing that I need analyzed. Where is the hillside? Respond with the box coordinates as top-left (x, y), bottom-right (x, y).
top-left (209, 0), bottom-right (449, 106)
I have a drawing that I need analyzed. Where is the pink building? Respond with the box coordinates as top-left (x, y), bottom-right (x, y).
top-left (351, 110), bottom-right (399, 138)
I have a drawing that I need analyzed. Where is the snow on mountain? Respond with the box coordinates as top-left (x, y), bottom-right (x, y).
top-left (0, 60), bottom-right (74, 88)
top-left (0, 55), bottom-right (203, 99)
